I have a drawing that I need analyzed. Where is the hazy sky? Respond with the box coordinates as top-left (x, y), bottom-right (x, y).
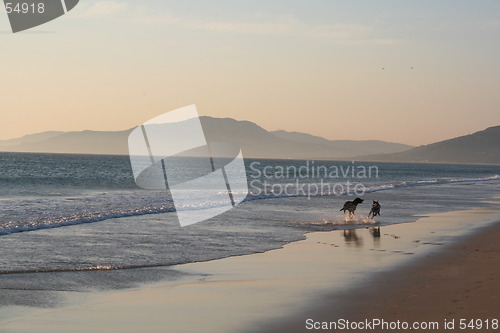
top-left (1, 0), bottom-right (499, 145)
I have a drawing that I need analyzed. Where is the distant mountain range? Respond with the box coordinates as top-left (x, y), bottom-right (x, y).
top-left (0, 117), bottom-right (498, 164)
top-left (357, 125), bottom-right (500, 164)
top-left (271, 130), bottom-right (413, 158)
top-left (200, 117), bottom-right (413, 159)
top-left (0, 117), bottom-right (412, 159)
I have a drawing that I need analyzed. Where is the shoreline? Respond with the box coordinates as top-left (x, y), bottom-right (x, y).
top-left (344, 220), bottom-right (500, 332)
top-left (1, 204), bottom-right (499, 332)
top-left (258, 215), bottom-right (500, 333)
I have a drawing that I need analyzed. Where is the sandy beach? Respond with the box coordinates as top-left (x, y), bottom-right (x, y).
top-left (1, 204), bottom-right (499, 333)
top-left (338, 220), bottom-right (500, 332)
top-left (262, 213), bottom-right (500, 333)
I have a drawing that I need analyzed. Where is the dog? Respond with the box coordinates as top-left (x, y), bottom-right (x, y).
top-left (340, 198), bottom-right (364, 216)
top-left (368, 200), bottom-right (381, 218)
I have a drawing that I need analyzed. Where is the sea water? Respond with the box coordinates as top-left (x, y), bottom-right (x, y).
top-left (0, 152), bottom-right (498, 307)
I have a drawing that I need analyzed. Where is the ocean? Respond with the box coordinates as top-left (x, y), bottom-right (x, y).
top-left (0, 152), bottom-right (499, 306)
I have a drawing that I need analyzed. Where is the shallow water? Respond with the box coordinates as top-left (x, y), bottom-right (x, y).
top-left (2, 205), bottom-right (499, 332)
top-left (0, 153), bottom-right (499, 307)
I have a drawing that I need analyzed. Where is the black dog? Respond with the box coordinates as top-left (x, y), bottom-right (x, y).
top-left (340, 198), bottom-right (364, 216)
top-left (368, 200), bottom-right (381, 218)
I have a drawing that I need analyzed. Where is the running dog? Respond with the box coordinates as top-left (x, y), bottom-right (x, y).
top-left (368, 200), bottom-right (381, 218)
top-left (340, 198), bottom-right (364, 216)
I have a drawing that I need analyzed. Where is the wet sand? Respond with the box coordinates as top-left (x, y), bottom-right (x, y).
top-left (339, 221), bottom-right (500, 332)
top-left (263, 219), bottom-right (500, 333)
top-left (1, 205), bottom-right (499, 333)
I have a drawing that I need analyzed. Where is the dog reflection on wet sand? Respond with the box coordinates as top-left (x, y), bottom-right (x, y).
top-left (343, 229), bottom-right (363, 247)
top-left (370, 226), bottom-right (381, 237)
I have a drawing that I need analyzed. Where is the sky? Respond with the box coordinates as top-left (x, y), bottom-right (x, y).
top-left (1, 0), bottom-right (499, 146)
